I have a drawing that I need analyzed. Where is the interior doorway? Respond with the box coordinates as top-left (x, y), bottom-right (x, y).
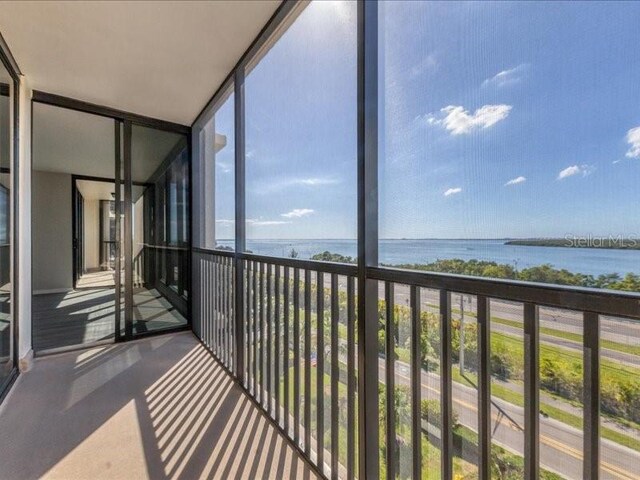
top-left (72, 178), bottom-right (119, 290)
top-left (32, 103), bottom-right (190, 353)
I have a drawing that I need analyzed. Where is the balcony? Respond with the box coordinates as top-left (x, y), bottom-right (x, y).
top-left (0, 332), bottom-right (318, 479)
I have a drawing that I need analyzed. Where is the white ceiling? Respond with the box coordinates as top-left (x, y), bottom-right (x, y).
top-left (76, 179), bottom-right (114, 201)
top-left (76, 179), bottom-right (144, 202)
top-left (0, 1), bottom-right (281, 125)
top-left (33, 102), bottom-right (185, 183)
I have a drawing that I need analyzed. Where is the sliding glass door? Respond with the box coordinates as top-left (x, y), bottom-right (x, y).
top-left (121, 122), bottom-right (189, 339)
top-left (0, 46), bottom-right (16, 397)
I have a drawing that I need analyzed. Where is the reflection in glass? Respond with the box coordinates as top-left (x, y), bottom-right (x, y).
top-left (197, 86), bottom-right (235, 251)
top-left (0, 60), bottom-right (13, 389)
top-left (130, 124), bottom-right (189, 335)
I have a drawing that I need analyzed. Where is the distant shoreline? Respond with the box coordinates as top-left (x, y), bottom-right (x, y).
top-left (505, 239), bottom-right (640, 250)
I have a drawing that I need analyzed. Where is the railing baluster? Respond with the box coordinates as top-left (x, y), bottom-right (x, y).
top-left (284, 266), bottom-right (291, 436)
top-left (305, 269), bottom-right (312, 454)
top-left (440, 289), bottom-right (452, 480)
top-left (583, 311), bottom-right (600, 480)
top-left (227, 256), bottom-right (231, 367)
top-left (260, 261), bottom-right (266, 405)
top-left (347, 276), bottom-right (356, 480)
top-left (245, 260), bottom-right (251, 387)
top-left (385, 281), bottom-right (396, 480)
top-left (267, 263), bottom-right (273, 415)
top-left (210, 256), bottom-right (215, 354)
top-left (244, 261), bottom-right (249, 385)
top-left (317, 271), bottom-right (325, 470)
top-left (331, 274), bottom-right (339, 480)
top-left (294, 267), bottom-right (301, 445)
top-left (253, 261), bottom-right (258, 398)
top-left (477, 295), bottom-right (491, 480)
top-left (215, 255), bottom-right (220, 357)
top-left (410, 285), bottom-right (421, 480)
top-left (223, 257), bottom-right (228, 365)
top-left (524, 302), bottom-right (539, 480)
top-left (275, 264), bottom-right (281, 426)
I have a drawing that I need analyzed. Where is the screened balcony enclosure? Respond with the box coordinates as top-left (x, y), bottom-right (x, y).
top-left (1, 1), bottom-right (640, 480)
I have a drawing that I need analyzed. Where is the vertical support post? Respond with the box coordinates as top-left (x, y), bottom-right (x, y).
top-left (410, 286), bottom-right (421, 480)
top-left (524, 302), bottom-right (539, 480)
top-left (123, 120), bottom-right (133, 339)
top-left (357, 0), bottom-right (380, 478)
top-left (477, 295), bottom-right (491, 480)
top-left (440, 290), bottom-right (452, 480)
top-left (114, 120), bottom-right (122, 340)
top-left (584, 311), bottom-right (600, 480)
top-left (234, 68), bottom-right (246, 381)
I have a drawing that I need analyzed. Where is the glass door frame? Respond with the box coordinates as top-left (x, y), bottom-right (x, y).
top-left (118, 119), bottom-right (192, 342)
top-left (0, 33), bottom-right (20, 403)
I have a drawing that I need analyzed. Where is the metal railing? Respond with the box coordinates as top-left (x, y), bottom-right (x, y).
top-left (192, 247), bottom-right (640, 480)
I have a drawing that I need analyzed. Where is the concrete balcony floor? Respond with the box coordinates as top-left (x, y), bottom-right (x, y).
top-left (0, 332), bottom-right (318, 480)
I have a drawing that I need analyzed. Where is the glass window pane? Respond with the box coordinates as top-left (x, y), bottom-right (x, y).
top-left (196, 86), bottom-right (235, 250)
top-left (130, 124), bottom-right (189, 335)
top-left (244, 1), bottom-right (357, 261)
top-left (378, 1), bottom-right (640, 293)
top-left (0, 62), bottom-right (13, 387)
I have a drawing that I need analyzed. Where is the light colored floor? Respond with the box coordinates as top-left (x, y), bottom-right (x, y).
top-left (0, 332), bottom-right (318, 480)
top-left (77, 270), bottom-right (116, 289)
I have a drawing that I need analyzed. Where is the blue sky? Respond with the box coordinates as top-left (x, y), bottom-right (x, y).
top-left (214, 1), bottom-right (640, 241)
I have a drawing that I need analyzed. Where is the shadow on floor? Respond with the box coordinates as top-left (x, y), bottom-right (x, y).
top-left (0, 332), bottom-right (318, 479)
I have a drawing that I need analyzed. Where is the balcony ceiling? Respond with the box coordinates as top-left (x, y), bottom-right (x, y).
top-left (0, 1), bottom-right (280, 125)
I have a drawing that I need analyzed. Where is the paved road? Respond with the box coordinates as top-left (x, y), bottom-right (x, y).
top-left (382, 359), bottom-right (640, 480)
top-left (382, 285), bottom-right (640, 367)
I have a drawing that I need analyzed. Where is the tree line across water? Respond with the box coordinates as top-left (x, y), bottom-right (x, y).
top-left (309, 251), bottom-right (640, 292)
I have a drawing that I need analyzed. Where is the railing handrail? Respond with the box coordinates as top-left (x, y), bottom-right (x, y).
top-left (195, 247), bottom-right (640, 319)
top-left (368, 265), bottom-right (640, 319)
top-left (193, 246), bottom-right (358, 276)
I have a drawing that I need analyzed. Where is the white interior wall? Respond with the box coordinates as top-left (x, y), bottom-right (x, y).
top-left (83, 198), bottom-right (99, 271)
top-left (133, 196), bottom-right (144, 258)
top-left (31, 170), bottom-right (72, 293)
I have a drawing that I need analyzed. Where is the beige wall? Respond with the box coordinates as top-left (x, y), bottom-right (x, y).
top-left (32, 170), bottom-right (72, 293)
top-left (83, 199), bottom-right (99, 271)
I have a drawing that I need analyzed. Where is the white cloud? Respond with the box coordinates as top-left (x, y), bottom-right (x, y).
top-left (557, 164), bottom-right (594, 180)
top-left (297, 177), bottom-right (340, 186)
top-left (626, 126), bottom-right (640, 159)
top-left (281, 208), bottom-right (315, 219)
top-left (426, 104), bottom-right (512, 135)
top-left (247, 219), bottom-right (291, 226)
top-left (482, 64), bottom-right (529, 88)
top-left (250, 176), bottom-right (341, 195)
top-left (216, 160), bottom-right (232, 173)
top-left (504, 176), bottom-right (526, 186)
top-left (215, 219), bottom-right (234, 225)
top-left (444, 187), bottom-right (462, 197)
